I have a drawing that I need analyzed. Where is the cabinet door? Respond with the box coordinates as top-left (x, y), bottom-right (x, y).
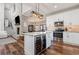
top-left (69, 33), bottom-right (79, 45)
top-left (46, 31), bottom-right (53, 48)
top-left (63, 32), bottom-right (70, 43)
top-left (63, 32), bottom-right (79, 45)
top-left (24, 35), bottom-right (34, 55)
top-left (64, 18), bottom-right (79, 25)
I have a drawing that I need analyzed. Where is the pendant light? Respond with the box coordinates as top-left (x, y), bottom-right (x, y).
top-left (32, 3), bottom-right (43, 19)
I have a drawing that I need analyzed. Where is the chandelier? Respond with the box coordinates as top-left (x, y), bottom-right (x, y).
top-left (32, 3), bottom-right (43, 19)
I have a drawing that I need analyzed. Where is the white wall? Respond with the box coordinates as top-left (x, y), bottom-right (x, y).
top-left (22, 4), bottom-right (32, 14)
top-left (0, 3), bottom-right (4, 31)
top-left (22, 15), bottom-right (28, 33)
top-left (46, 8), bottom-right (79, 31)
top-left (4, 3), bottom-right (22, 38)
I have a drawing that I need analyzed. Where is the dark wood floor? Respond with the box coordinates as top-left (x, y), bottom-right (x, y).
top-left (1, 36), bottom-right (79, 55)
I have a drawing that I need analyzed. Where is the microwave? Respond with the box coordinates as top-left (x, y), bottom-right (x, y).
top-left (54, 21), bottom-right (64, 27)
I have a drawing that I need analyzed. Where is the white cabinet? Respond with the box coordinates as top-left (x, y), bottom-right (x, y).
top-left (24, 31), bottom-right (53, 55)
top-left (64, 19), bottom-right (77, 25)
top-left (46, 31), bottom-right (53, 48)
top-left (24, 32), bottom-right (46, 55)
top-left (24, 35), bottom-right (35, 55)
top-left (64, 14), bottom-right (79, 25)
top-left (63, 32), bottom-right (79, 45)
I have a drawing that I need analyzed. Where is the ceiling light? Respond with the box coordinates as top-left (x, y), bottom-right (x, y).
top-left (32, 4), bottom-right (43, 19)
top-left (54, 5), bottom-right (57, 8)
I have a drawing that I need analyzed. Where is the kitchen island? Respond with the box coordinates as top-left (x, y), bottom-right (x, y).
top-left (24, 31), bottom-right (53, 55)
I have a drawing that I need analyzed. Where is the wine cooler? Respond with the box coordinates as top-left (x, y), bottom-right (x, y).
top-left (35, 34), bottom-right (46, 55)
top-left (35, 35), bottom-right (41, 54)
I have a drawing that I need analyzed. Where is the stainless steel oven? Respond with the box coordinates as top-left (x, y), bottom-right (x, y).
top-left (53, 21), bottom-right (64, 42)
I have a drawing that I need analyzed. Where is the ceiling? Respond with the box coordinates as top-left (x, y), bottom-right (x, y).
top-left (22, 3), bottom-right (79, 17)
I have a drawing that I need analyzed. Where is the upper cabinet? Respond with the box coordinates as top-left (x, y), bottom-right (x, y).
top-left (46, 8), bottom-right (79, 31)
top-left (64, 9), bottom-right (79, 25)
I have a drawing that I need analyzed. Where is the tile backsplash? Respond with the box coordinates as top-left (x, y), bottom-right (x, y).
top-left (64, 25), bottom-right (79, 32)
top-left (47, 24), bottom-right (79, 32)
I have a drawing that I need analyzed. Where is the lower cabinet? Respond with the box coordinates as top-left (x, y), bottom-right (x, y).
top-left (24, 35), bottom-right (35, 55)
top-left (63, 32), bottom-right (79, 45)
top-left (24, 34), bottom-right (46, 55)
top-left (46, 31), bottom-right (53, 48)
top-left (24, 31), bottom-right (53, 55)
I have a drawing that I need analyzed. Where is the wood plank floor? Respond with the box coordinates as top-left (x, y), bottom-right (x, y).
top-left (44, 40), bottom-right (79, 55)
top-left (1, 36), bottom-right (79, 55)
top-left (3, 36), bottom-right (24, 55)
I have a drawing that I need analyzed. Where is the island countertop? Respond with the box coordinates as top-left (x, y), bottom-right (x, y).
top-left (23, 32), bottom-right (46, 36)
top-left (23, 31), bottom-right (53, 36)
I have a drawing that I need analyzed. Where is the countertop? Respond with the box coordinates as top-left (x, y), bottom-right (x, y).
top-left (24, 32), bottom-right (46, 36)
top-left (23, 31), bottom-right (54, 36)
top-left (53, 31), bottom-right (63, 33)
top-left (63, 31), bottom-right (79, 33)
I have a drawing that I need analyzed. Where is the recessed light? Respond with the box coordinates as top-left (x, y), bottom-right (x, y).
top-left (54, 5), bottom-right (58, 8)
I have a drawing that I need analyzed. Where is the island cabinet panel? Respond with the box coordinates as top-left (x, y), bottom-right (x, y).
top-left (24, 35), bottom-right (35, 55)
top-left (46, 31), bottom-right (53, 48)
top-left (24, 31), bottom-right (53, 55)
top-left (24, 32), bottom-right (46, 55)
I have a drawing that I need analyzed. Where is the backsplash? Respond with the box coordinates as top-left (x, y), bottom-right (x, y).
top-left (47, 24), bottom-right (79, 32)
top-left (64, 25), bottom-right (79, 32)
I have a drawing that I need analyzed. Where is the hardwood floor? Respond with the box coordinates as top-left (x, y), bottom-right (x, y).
top-left (45, 40), bottom-right (79, 55)
top-left (3, 36), bottom-right (24, 55)
top-left (1, 36), bottom-right (79, 55)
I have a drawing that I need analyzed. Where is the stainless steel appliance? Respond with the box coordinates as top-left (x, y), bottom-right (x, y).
top-left (54, 21), bottom-right (64, 27)
top-left (53, 29), bottom-right (64, 38)
top-left (35, 35), bottom-right (41, 55)
top-left (35, 34), bottom-right (46, 55)
top-left (53, 21), bottom-right (64, 42)
top-left (42, 35), bottom-right (46, 49)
